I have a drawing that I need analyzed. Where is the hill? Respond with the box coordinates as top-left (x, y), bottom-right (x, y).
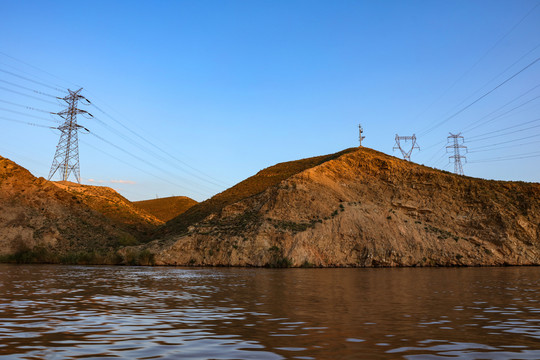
top-left (146, 147), bottom-right (540, 267)
top-left (54, 181), bottom-right (163, 232)
top-left (133, 196), bottom-right (198, 222)
top-left (160, 148), bottom-right (357, 236)
top-left (0, 155), bottom-right (158, 264)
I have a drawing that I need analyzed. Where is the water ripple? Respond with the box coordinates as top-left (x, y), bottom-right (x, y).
top-left (0, 265), bottom-right (539, 359)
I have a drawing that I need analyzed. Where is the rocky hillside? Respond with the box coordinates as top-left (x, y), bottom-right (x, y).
top-left (54, 181), bottom-right (162, 233)
top-left (0, 156), bottom-right (158, 264)
top-left (147, 147), bottom-right (540, 267)
top-left (133, 196), bottom-right (198, 222)
top-left (159, 148), bottom-right (357, 236)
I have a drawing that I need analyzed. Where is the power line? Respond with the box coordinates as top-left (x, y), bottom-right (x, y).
top-left (461, 83), bottom-right (540, 133)
top-left (469, 151), bottom-right (540, 163)
top-left (0, 116), bottom-right (55, 129)
top-left (79, 139), bottom-right (205, 198)
top-left (0, 68), bottom-right (66, 93)
top-left (0, 52), bottom-right (79, 90)
top-left (90, 102), bottom-right (229, 188)
top-left (432, 150), bottom-right (449, 168)
top-left (411, 2), bottom-right (540, 127)
top-left (0, 79), bottom-right (60, 98)
top-left (467, 117), bottom-right (540, 140)
top-left (468, 124), bottom-right (540, 143)
top-left (0, 98), bottom-right (54, 114)
top-left (0, 53), bottom-right (230, 191)
top-left (0, 85), bottom-right (61, 106)
top-left (419, 56), bottom-right (540, 136)
top-left (89, 113), bottom-right (221, 194)
top-left (0, 107), bottom-right (61, 124)
top-left (472, 133), bottom-right (539, 148)
top-left (1, 58), bottom-right (228, 193)
top-left (87, 132), bottom-right (208, 197)
top-left (469, 140), bottom-right (540, 153)
top-left (425, 143), bottom-right (447, 164)
top-left (450, 41), bottom-right (540, 128)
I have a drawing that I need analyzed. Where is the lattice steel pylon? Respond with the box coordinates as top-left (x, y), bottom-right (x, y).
top-left (446, 132), bottom-right (467, 175)
top-left (48, 88), bottom-right (92, 183)
top-left (358, 124), bottom-right (365, 147)
top-left (393, 134), bottom-right (420, 161)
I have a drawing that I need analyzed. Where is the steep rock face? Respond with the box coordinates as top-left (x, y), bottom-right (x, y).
top-left (150, 148), bottom-right (540, 267)
top-left (133, 196), bottom-right (198, 222)
top-left (0, 156), bottom-right (156, 259)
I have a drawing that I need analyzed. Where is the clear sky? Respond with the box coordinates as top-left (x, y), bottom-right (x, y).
top-left (1, 0), bottom-right (540, 201)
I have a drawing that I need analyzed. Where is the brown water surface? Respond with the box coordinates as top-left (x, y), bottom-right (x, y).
top-left (0, 265), bottom-right (538, 359)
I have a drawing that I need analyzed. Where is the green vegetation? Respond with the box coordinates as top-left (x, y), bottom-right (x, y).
top-left (424, 224), bottom-right (458, 240)
top-left (266, 245), bottom-right (292, 268)
top-left (123, 249), bottom-right (155, 266)
top-left (0, 246), bottom-right (123, 265)
top-left (117, 233), bottom-right (140, 247)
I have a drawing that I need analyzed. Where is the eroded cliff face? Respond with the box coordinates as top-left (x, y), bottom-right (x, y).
top-left (0, 156), bottom-right (158, 261)
top-left (150, 148), bottom-right (540, 267)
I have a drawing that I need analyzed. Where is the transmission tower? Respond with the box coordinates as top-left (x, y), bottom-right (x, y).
top-left (446, 132), bottom-right (467, 175)
top-left (358, 124), bottom-right (365, 147)
top-left (48, 88), bottom-right (92, 183)
top-left (393, 134), bottom-right (420, 161)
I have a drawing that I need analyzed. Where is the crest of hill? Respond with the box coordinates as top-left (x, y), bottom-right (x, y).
top-left (148, 147), bottom-right (540, 267)
top-left (161, 148), bottom-right (358, 235)
top-left (133, 196), bottom-right (198, 222)
top-left (0, 155), bottom-right (154, 262)
top-left (53, 181), bottom-right (163, 232)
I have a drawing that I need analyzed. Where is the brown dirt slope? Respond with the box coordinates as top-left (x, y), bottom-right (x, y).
top-left (148, 147), bottom-right (540, 267)
top-left (0, 155), bottom-right (157, 263)
top-left (133, 196), bottom-right (198, 222)
top-left (161, 148), bottom-right (357, 236)
top-left (54, 181), bottom-right (163, 232)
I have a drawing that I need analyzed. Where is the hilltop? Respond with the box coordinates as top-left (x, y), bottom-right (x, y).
top-left (134, 196), bottom-right (198, 222)
top-left (54, 181), bottom-right (163, 232)
top-left (146, 147), bottom-right (540, 267)
top-left (159, 148), bottom-right (357, 236)
top-left (0, 155), bottom-right (159, 264)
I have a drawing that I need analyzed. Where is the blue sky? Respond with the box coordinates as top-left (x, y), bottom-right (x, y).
top-left (1, 0), bottom-right (540, 201)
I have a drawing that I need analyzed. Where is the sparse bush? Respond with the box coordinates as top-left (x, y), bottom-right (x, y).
top-left (124, 248), bottom-right (155, 266)
top-left (117, 233), bottom-right (139, 247)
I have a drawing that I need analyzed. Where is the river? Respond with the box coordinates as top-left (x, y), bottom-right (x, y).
top-left (0, 265), bottom-right (538, 359)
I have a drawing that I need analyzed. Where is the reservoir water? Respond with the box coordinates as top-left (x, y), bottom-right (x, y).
top-left (0, 265), bottom-right (538, 359)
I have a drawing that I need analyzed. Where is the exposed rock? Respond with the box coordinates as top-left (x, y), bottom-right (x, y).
top-left (148, 148), bottom-right (540, 267)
